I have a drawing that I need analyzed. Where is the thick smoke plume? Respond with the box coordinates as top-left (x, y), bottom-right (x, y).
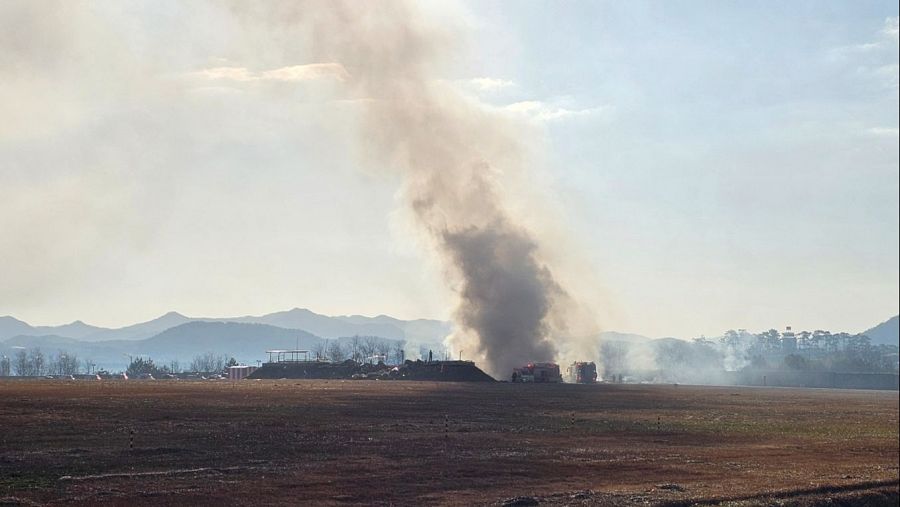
top-left (247, 1), bottom-right (588, 377)
top-left (443, 222), bottom-right (561, 376)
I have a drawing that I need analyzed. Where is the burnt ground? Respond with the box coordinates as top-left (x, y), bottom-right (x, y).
top-left (0, 380), bottom-right (897, 506)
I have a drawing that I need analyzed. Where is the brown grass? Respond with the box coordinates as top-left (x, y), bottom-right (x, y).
top-left (0, 380), bottom-right (897, 506)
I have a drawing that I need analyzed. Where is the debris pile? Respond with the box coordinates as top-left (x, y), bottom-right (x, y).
top-left (246, 359), bottom-right (495, 382)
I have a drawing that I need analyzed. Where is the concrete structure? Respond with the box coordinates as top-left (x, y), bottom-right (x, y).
top-left (782, 326), bottom-right (798, 353)
top-left (227, 365), bottom-right (258, 380)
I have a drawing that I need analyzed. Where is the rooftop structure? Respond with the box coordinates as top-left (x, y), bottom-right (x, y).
top-left (265, 350), bottom-right (312, 363)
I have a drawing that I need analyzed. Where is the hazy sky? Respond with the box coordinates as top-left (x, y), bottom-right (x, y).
top-left (1, 1), bottom-right (897, 338)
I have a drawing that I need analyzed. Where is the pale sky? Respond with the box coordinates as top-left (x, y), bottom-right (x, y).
top-left (1, 1), bottom-right (897, 338)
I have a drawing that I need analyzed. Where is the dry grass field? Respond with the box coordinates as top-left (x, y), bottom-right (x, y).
top-left (0, 380), bottom-right (897, 506)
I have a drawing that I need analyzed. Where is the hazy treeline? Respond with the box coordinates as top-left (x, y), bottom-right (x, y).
top-left (0, 348), bottom-right (96, 376)
top-left (5, 330), bottom-right (893, 382)
top-left (125, 337), bottom-right (409, 376)
top-left (126, 353), bottom-right (237, 377)
top-left (0, 337), bottom-right (411, 377)
top-left (189, 352), bottom-right (232, 373)
top-left (311, 336), bottom-right (406, 365)
top-left (602, 328), bottom-right (898, 384)
top-left (718, 328), bottom-right (897, 372)
top-left (0, 347), bottom-right (244, 377)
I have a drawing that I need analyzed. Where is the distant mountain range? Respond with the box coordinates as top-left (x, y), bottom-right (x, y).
top-left (863, 316), bottom-right (899, 347)
top-left (0, 316), bottom-right (107, 341)
top-left (2, 309), bottom-right (896, 372)
top-left (0, 308), bottom-right (453, 372)
top-left (2, 322), bottom-right (327, 372)
top-left (0, 308), bottom-right (450, 344)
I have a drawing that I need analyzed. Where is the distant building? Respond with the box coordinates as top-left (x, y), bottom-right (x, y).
top-left (782, 326), bottom-right (797, 353)
top-left (227, 365), bottom-right (258, 380)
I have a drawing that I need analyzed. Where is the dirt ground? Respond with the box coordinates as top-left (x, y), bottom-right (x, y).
top-left (0, 380), bottom-right (897, 506)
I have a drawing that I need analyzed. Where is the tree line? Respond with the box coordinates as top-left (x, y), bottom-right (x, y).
top-left (126, 352), bottom-right (238, 377)
top-left (0, 348), bottom-right (96, 377)
top-left (0, 338), bottom-right (411, 378)
top-left (310, 336), bottom-right (406, 364)
top-left (719, 328), bottom-right (897, 372)
top-left (598, 327), bottom-right (898, 381)
top-left (0, 348), bottom-right (243, 377)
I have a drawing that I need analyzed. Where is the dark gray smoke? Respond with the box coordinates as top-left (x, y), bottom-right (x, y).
top-left (443, 221), bottom-right (560, 375)
top-left (236, 0), bottom-right (587, 377)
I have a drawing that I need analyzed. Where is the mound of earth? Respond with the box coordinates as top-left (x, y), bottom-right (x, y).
top-left (247, 360), bottom-right (361, 379)
top-left (247, 359), bottom-right (495, 382)
top-left (394, 360), bottom-right (495, 382)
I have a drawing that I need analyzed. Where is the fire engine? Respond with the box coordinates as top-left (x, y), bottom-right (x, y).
top-left (565, 361), bottom-right (598, 384)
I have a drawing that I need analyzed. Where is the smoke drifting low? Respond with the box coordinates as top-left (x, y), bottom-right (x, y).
top-left (279, 1), bottom-right (584, 376)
